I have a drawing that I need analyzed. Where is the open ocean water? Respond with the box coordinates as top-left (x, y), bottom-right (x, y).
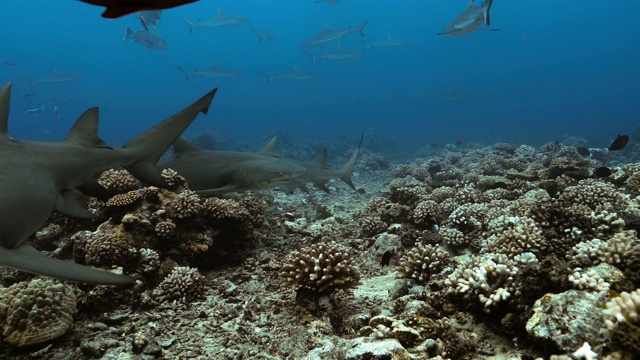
top-left (1, 0), bottom-right (639, 152)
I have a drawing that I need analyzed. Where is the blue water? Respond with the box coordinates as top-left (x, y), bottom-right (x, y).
top-left (1, 0), bottom-right (639, 151)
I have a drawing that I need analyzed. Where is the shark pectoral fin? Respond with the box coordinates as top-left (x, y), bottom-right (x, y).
top-left (0, 244), bottom-right (135, 285)
top-left (314, 182), bottom-right (331, 193)
top-left (55, 189), bottom-right (95, 219)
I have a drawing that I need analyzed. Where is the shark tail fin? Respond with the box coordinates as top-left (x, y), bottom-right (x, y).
top-left (176, 65), bottom-right (189, 81)
top-left (484, 0), bottom-right (493, 25)
top-left (0, 244), bottom-right (135, 285)
top-left (303, 50), bottom-right (316, 65)
top-left (124, 26), bottom-right (134, 40)
top-left (357, 19), bottom-right (368, 37)
top-left (123, 88), bottom-right (217, 187)
top-left (181, 15), bottom-right (194, 33)
top-left (257, 72), bottom-right (272, 85)
top-left (339, 134), bottom-right (363, 190)
top-left (250, 27), bottom-right (262, 42)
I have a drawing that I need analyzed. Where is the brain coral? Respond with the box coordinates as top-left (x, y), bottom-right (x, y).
top-left (0, 279), bottom-right (76, 347)
top-left (280, 242), bottom-right (361, 294)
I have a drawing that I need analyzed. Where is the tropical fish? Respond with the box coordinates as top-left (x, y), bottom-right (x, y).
top-left (608, 135), bottom-right (629, 151)
top-left (78, 0), bottom-right (198, 18)
top-left (577, 147), bottom-right (591, 157)
top-left (257, 66), bottom-right (318, 85)
top-left (0, 82), bottom-right (216, 284)
top-left (25, 104), bottom-right (45, 115)
top-left (251, 26), bottom-right (277, 42)
top-left (140, 10), bottom-right (162, 33)
top-left (304, 44), bottom-right (364, 64)
top-left (33, 68), bottom-right (84, 84)
top-left (181, 9), bottom-right (250, 32)
top-left (22, 90), bottom-right (37, 98)
top-left (438, 0), bottom-right (498, 36)
top-left (176, 64), bottom-right (243, 81)
top-left (158, 138), bottom-right (306, 195)
top-left (300, 20), bottom-right (368, 48)
top-left (593, 167), bottom-right (613, 177)
top-left (124, 26), bottom-right (168, 50)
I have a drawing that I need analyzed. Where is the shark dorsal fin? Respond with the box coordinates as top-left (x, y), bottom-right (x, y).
top-left (62, 107), bottom-right (110, 148)
top-left (172, 137), bottom-right (203, 155)
top-left (0, 83), bottom-right (12, 141)
top-left (313, 149), bottom-right (330, 168)
top-left (258, 136), bottom-right (280, 157)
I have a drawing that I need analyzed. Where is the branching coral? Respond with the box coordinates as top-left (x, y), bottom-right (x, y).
top-left (396, 244), bottom-right (449, 283)
top-left (279, 242), bottom-right (361, 294)
top-left (152, 266), bottom-right (206, 304)
top-left (0, 279), bottom-right (76, 347)
top-left (603, 289), bottom-right (640, 353)
top-left (97, 169), bottom-right (141, 195)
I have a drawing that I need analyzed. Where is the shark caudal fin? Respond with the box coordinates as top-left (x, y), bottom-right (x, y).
top-left (484, 0), bottom-right (493, 25)
top-left (339, 134), bottom-right (363, 190)
top-left (181, 15), bottom-right (195, 33)
top-left (356, 20), bottom-right (368, 37)
top-left (257, 72), bottom-right (273, 85)
top-left (176, 65), bottom-right (189, 81)
top-left (0, 244), bottom-right (135, 285)
top-left (123, 88), bottom-right (217, 188)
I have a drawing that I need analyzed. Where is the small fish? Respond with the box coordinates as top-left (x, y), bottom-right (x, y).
top-left (380, 250), bottom-right (392, 267)
top-left (426, 214), bottom-right (440, 233)
top-left (25, 105), bottom-right (45, 115)
top-left (608, 135), bottom-right (629, 151)
top-left (22, 90), bottom-right (37, 98)
top-left (577, 147), bottom-right (590, 157)
top-left (1, 60), bottom-right (16, 66)
top-left (593, 167), bottom-right (613, 177)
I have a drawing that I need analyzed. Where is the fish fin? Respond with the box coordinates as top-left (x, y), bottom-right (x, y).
top-left (124, 26), bottom-right (134, 40)
top-left (257, 72), bottom-right (272, 85)
top-left (258, 136), bottom-right (281, 157)
top-left (176, 65), bottom-right (189, 81)
top-left (181, 15), bottom-right (194, 33)
top-left (0, 83), bottom-right (12, 141)
top-left (338, 134), bottom-right (363, 190)
top-left (140, 15), bottom-right (150, 33)
top-left (250, 27), bottom-right (262, 42)
top-left (303, 50), bottom-right (316, 65)
top-left (54, 189), bottom-right (94, 219)
top-left (312, 149), bottom-right (330, 168)
top-left (357, 19), bottom-right (368, 36)
top-left (123, 89), bottom-right (217, 187)
top-left (62, 107), bottom-right (111, 148)
top-left (172, 137), bottom-right (203, 155)
top-left (0, 243), bottom-right (135, 285)
top-left (484, 0), bottom-right (493, 25)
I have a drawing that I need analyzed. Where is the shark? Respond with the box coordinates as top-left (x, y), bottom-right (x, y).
top-left (304, 44), bottom-right (365, 65)
top-left (140, 10), bottom-right (163, 33)
top-left (300, 20), bottom-right (368, 48)
top-left (181, 9), bottom-right (250, 33)
top-left (78, 0), bottom-right (198, 18)
top-left (257, 66), bottom-right (318, 85)
top-left (0, 82), bottom-right (216, 284)
top-left (157, 137), bottom-right (306, 195)
top-left (33, 68), bottom-right (84, 84)
top-left (281, 135), bottom-right (363, 193)
top-left (361, 34), bottom-right (408, 50)
top-left (176, 64), bottom-right (243, 81)
top-left (438, 0), bottom-right (498, 36)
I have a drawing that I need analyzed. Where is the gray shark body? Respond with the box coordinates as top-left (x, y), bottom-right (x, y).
top-left (158, 138), bottom-right (306, 195)
top-left (0, 83), bottom-right (216, 284)
top-left (251, 26), bottom-right (276, 42)
top-left (300, 20), bottom-right (368, 48)
top-left (33, 68), bottom-right (84, 84)
top-left (176, 64), bottom-right (243, 81)
top-left (438, 0), bottom-right (496, 36)
top-left (257, 66), bottom-right (318, 85)
top-left (304, 45), bottom-right (364, 65)
top-left (282, 135), bottom-right (363, 193)
top-left (182, 9), bottom-right (250, 32)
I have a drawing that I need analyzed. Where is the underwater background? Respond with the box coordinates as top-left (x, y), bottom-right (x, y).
top-left (1, 0), bottom-right (639, 152)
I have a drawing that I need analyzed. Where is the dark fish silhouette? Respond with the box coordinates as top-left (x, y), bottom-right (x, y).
top-left (380, 251), bottom-right (392, 267)
top-left (78, 0), bottom-right (198, 19)
top-left (594, 167), bottom-right (613, 177)
top-left (577, 147), bottom-right (590, 157)
top-left (608, 135), bottom-right (629, 151)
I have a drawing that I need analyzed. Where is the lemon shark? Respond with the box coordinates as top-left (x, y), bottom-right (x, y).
top-left (0, 82), bottom-right (216, 285)
top-left (157, 137), bottom-right (306, 195)
top-left (438, 0), bottom-right (498, 36)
